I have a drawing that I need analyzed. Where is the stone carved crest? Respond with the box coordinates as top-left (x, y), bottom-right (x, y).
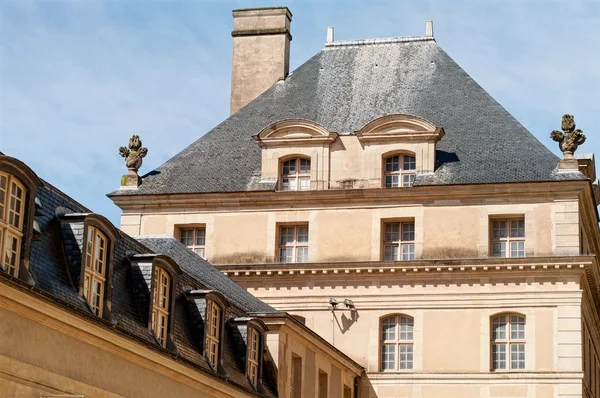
top-left (119, 135), bottom-right (148, 187)
top-left (550, 114), bottom-right (586, 160)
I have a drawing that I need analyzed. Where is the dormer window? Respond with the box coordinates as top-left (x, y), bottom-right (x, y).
top-left (0, 172), bottom-right (26, 277)
top-left (383, 154), bottom-right (416, 188)
top-left (151, 266), bottom-right (171, 348)
top-left (206, 299), bottom-right (222, 369)
top-left (84, 226), bottom-right (107, 316)
top-left (247, 327), bottom-right (261, 388)
top-left (281, 157), bottom-right (311, 191)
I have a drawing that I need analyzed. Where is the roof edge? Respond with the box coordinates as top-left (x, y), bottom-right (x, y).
top-left (325, 36), bottom-right (434, 48)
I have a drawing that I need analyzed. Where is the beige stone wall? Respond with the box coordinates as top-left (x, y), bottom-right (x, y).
top-left (0, 306), bottom-right (253, 398)
top-left (239, 271), bottom-right (587, 398)
top-left (121, 197), bottom-right (580, 264)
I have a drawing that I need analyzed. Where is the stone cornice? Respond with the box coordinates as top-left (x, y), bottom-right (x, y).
top-left (217, 256), bottom-right (596, 280)
top-left (109, 180), bottom-right (588, 210)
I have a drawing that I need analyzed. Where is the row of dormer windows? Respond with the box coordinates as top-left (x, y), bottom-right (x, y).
top-left (279, 153), bottom-right (417, 191)
top-left (178, 217), bottom-right (526, 263)
top-left (0, 168), bottom-right (264, 391)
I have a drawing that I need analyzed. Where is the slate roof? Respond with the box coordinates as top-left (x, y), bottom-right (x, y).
top-left (109, 36), bottom-right (584, 197)
top-left (13, 176), bottom-right (279, 396)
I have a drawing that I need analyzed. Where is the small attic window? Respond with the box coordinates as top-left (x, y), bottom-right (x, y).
top-left (151, 266), bottom-right (172, 348)
top-left (383, 153), bottom-right (416, 188)
top-left (83, 226), bottom-right (108, 316)
top-left (205, 299), bottom-right (222, 370)
top-left (0, 172), bottom-right (26, 277)
top-left (247, 327), bottom-right (262, 389)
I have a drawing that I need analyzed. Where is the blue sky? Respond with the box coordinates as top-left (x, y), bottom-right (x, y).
top-left (1, 0), bottom-right (599, 225)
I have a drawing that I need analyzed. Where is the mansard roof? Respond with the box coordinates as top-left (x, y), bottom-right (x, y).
top-left (109, 36), bottom-right (585, 197)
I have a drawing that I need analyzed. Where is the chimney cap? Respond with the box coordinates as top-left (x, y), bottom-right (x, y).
top-left (232, 6), bottom-right (292, 19)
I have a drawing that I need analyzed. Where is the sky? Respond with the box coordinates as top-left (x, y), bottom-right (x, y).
top-left (1, 0), bottom-right (599, 225)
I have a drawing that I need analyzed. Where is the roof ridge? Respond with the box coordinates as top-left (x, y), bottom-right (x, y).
top-left (324, 36), bottom-right (434, 48)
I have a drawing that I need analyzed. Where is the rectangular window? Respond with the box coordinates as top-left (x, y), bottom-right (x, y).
top-left (491, 313), bottom-right (526, 371)
top-left (178, 226), bottom-right (206, 258)
top-left (151, 267), bottom-right (171, 348)
top-left (490, 217), bottom-right (525, 258)
top-left (247, 328), bottom-right (260, 388)
top-left (0, 173), bottom-right (25, 277)
top-left (380, 315), bottom-right (414, 371)
top-left (384, 154), bottom-right (416, 188)
top-left (83, 227), bottom-right (107, 316)
top-left (278, 224), bottom-right (309, 263)
top-left (383, 221), bottom-right (415, 261)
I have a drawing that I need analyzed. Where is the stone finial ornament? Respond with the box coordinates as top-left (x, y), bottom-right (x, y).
top-left (551, 114), bottom-right (586, 159)
top-left (119, 135), bottom-right (148, 187)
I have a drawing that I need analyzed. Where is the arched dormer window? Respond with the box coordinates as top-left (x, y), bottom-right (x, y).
top-left (152, 266), bottom-right (171, 347)
top-left (148, 256), bottom-right (180, 348)
top-left (383, 153), bottom-right (416, 188)
top-left (206, 299), bottom-right (222, 368)
top-left (380, 314), bottom-right (414, 371)
top-left (0, 155), bottom-right (42, 280)
top-left (280, 157), bottom-right (311, 191)
top-left (491, 313), bottom-right (525, 371)
top-left (0, 173), bottom-right (26, 276)
top-left (247, 326), bottom-right (261, 387)
top-left (84, 226), bottom-right (108, 316)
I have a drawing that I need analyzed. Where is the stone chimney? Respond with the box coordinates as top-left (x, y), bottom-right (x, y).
top-left (230, 7), bottom-right (292, 115)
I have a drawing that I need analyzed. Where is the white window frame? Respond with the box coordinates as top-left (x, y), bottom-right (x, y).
top-left (83, 226), bottom-right (107, 316)
top-left (383, 221), bottom-right (415, 261)
top-left (380, 315), bottom-right (414, 371)
top-left (280, 157), bottom-right (311, 191)
top-left (178, 226), bottom-right (206, 258)
top-left (0, 172), bottom-right (25, 277)
top-left (491, 313), bottom-right (526, 371)
top-left (151, 267), bottom-right (171, 348)
top-left (247, 327), bottom-right (260, 388)
top-left (278, 224), bottom-right (309, 263)
top-left (206, 300), bottom-right (221, 370)
top-left (490, 217), bottom-right (525, 258)
top-left (383, 154), bottom-right (416, 188)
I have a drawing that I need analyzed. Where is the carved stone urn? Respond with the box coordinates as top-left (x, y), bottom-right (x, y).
top-left (119, 135), bottom-right (148, 187)
top-left (550, 114), bottom-right (585, 169)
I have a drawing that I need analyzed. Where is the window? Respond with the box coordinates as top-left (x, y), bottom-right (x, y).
top-left (380, 315), bottom-right (414, 371)
top-left (206, 300), bottom-right (221, 369)
top-left (179, 226), bottom-right (206, 258)
top-left (151, 266), bottom-right (171, 348)
top-left (83, 227), bottom-right (107, 316)
top-left (281, 157), bottom-right (311, 191)
top-left (491, 313), bottom-right (525, 371)
top-left (278, 224), bottom-right (309, 263)
top-left (247, 328), bottom-right (260, 388)
top-left (383, 154), bottom-right (416, 188)
top-left (383, 221), bottom-right (415, 261)
top-left (490, 217), bottom-right (525, 258)
top-left (0, 172), bottom-right (26, 277)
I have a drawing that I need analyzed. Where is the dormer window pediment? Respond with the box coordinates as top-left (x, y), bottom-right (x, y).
top-left (254, 119), bottom-right (338, 148)
top-left (355, 114), bottom-right (445, 143)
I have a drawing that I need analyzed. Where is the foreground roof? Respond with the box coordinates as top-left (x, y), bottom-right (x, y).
top-left (110, 37), bottom-right (582, 197)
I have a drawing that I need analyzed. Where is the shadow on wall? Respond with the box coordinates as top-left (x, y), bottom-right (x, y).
top-left (419, 247), bottom-right (479, 259)
top-left (211, 252), bottom-right (274, 265)
top-left (333, 308), bottom-right (359, 334)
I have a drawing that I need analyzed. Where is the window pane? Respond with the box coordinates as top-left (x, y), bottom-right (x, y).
top-left (399, 344), bottom-right (413, 370)
top-left (281, 178), bottom-right (291, 191)
top-left (403, 156), bottom-right (416, 170)
top-left (401, 223), bottom-right (415, 241)
top-left (280, 227), bottom-right (294, 244)
top-left (401, 244), bottom-right (414, 261)
top-left (492, 221), bottom-right (507, 238)
top-left (297, 226), bottom-right (309, 243)
top-left (384, 245), bottom-right (398, 261)
top-left (510, 219), bottom-right (525, 238)
top-left (283, 159), bottom-right (295, 175)
top-left (381, 345), bottom-right (396, 370)
top-left (296, 247), bottom-right (308, 263)
top-left (402, 174), bottom-right (415, 187)
top-left (0, 175), bottom-right (6, 221)
top-left (298, 177), bottom-right (310, 191)
top-left (399, 317), bottom-right (413, 340)
top-left (385, 175), bottom-right (399, 188)
top-left (492, 343), bottom-right (507, 370)
top-left (280, 248), bottom-right (293, 263)
top-left (510, 343), bottom-right (525, 369)
top-left (385, 156), bottom-right (400, 172)
top-left (194, 248), bottom-right (205, 258)
top-left (179, 229), bottom-right (193, 246)
top-left (299, 159), bottom-right (311, 173)
top-left (381, 317), bottom-right (396, 341)
top-left (384, 223), bottom-right (400, 242)
top-left (196, 228), bottom-right (206, 246)
top-left (510, 315), bottom-right (525, 339)
top-left (510, 241), bottom-right (524, 258)
top-left (492, 242), bottom-right (506, 258)
top-left (492, 315), bottom-right (507, 340)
